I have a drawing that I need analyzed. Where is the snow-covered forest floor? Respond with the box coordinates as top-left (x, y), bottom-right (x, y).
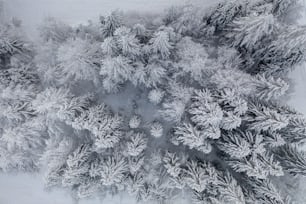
top-left (1, 0), bottom-right (306, 204)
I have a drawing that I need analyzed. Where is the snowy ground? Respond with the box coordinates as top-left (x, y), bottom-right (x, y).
top-left (1, 0), bottom-right (306, 204)
top-left (0, 173), bottom-right (76, 204)
top-left (289, 65), bottom-right (306, 114)
top-left (288, 5), bottom-right (306, 115)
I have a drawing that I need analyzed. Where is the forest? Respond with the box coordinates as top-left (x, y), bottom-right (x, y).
top-left (1, 0), bottom-right (306, 203)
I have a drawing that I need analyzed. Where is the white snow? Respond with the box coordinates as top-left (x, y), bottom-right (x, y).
top-left (288, 4), bottom-right (306, 115)
top-left (0, 173), bottom-right (190, 204)
top-left (0, 173), bottom-right (76, 204)
top-left (289, 65), bottom-right (306, 114)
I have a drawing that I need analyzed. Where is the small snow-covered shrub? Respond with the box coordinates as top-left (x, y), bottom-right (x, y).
top-left (148, 89), bottom-right (164, 105)
top-left (150, 121), bottom-right (163, 138)
top-left (129, 115), bottom-right (141, 129)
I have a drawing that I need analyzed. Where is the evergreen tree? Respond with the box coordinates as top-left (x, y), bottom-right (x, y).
top-left (101, 10), bottom-right (123, 38)
top-left (114, 27), bottom-right (141, 58)
top-left (173, 122), bottom-right (213, 153)
top-left (257, 26), bottom-right (306, 71)
top-left (226, 14), bottom-right (277, 50)
top-left (100, 56), bottom-right (134, 92)
top-left (216, 172), bottom-right (246, 204)
top-left (56, 38), bottom-right (101, 85)
top-left (253, 74), bottom-right (289, 100)
top-left (246, 101), bottom-right (289, 132)
top-left (149, 29), bottom-right (173, 59)
top-left (38, 17), bottom-right (73, 43)
top-left (275, 145), bottom-right (306, 176)
top-left (98, 153), bottom-right (128, 186)
top-left (125, 131), bottom-right (147, 157)
top-left (205, 0), bottom-right (248, 32)
top-left (71, 104), bottom-right (123, 149)
top-left (62, 144), bottom-right (92, 188)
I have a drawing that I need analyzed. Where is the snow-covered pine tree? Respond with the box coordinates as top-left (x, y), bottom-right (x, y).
top-left (159, 81), bottom-right (194, 123)
top-left (125, 131), bottom-right (147, 157)
top-left (150, 121), bottom-right (163, 138)
top-left (0, 122), bottom-right (46, 172)
top-left (165, 5), bottom-right (205, 37)
top-left (173, 122), bottom-right (213, 154)
top-left (62, 144), bottom-right (92, 188)
top-left (216, 171), bottom-right (246, 204)
top-left (100, 56), bottom-right (134, 92)
top-left (38, 17), bottom-right (73, 43)
top-left (0, 18), bottom-right (45, 172)
top-left (42, 125), bottom-right (75, 188)
top-left (205, 0), bottom-right (249, 32)
top-left (279, 116), bottom-right (306, 144)
top-left (163, 151), bottom-right (182, 178)
top-left (56, 38), bottom-right (102, 86)
top-left (129, 115), bottom-right (141, 129)
top-left (247, 178), bottom-right (286, 204)
top-left (246, 100), bottom-right (289, 132)
top-left (225, 14), bottom-right (277, 50)
top-left (32, 87), bottom-right (91, 123)
top-left (0, 20), bottom-right (33, 68)
top-left (275, 145), bottom-right (306, 176)
top-left (114, 27), bottom-right (141, 59)
top-left (252, 74), bottom-right (289, 100)
top-left (148, 89), bottom-right (164, 105)
top-left (71, 104), bottom-right (124, 149)
top-left (188, 89), bottom-right (223, 128)
top-left (149, 28), bottom-right (173, 59)
top-left (175, 37), bottom-right (211, 83)
top-left (183, 159), bottom-right (218, 192)
top-left (96, 153), bottom-right (128, 187)
top-left (101, 10), bottom-right (123, 38)
top-left (258, 26), bottom-right (306, 71)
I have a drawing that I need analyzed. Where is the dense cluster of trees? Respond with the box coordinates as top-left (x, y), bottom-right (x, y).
top-left (1, 0), bottom-right (306, 203)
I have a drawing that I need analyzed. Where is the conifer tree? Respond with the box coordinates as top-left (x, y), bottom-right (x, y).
top-left (56, 38), bottom-right (101, 85)
top-left (205, 0), bottom-right (248, 32)
top-left (150, 29), bottom-right (173, 59)
top-left (253, 74), bottom-right (289, 100)
top-left (226, 14), bottom-right (277, 49)
top-left (71, 104), bottom-right (123, 149)
top-left (39, 17), bottom-right (73, 43)
top-left (101, 10), bottom-right (123, 38)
